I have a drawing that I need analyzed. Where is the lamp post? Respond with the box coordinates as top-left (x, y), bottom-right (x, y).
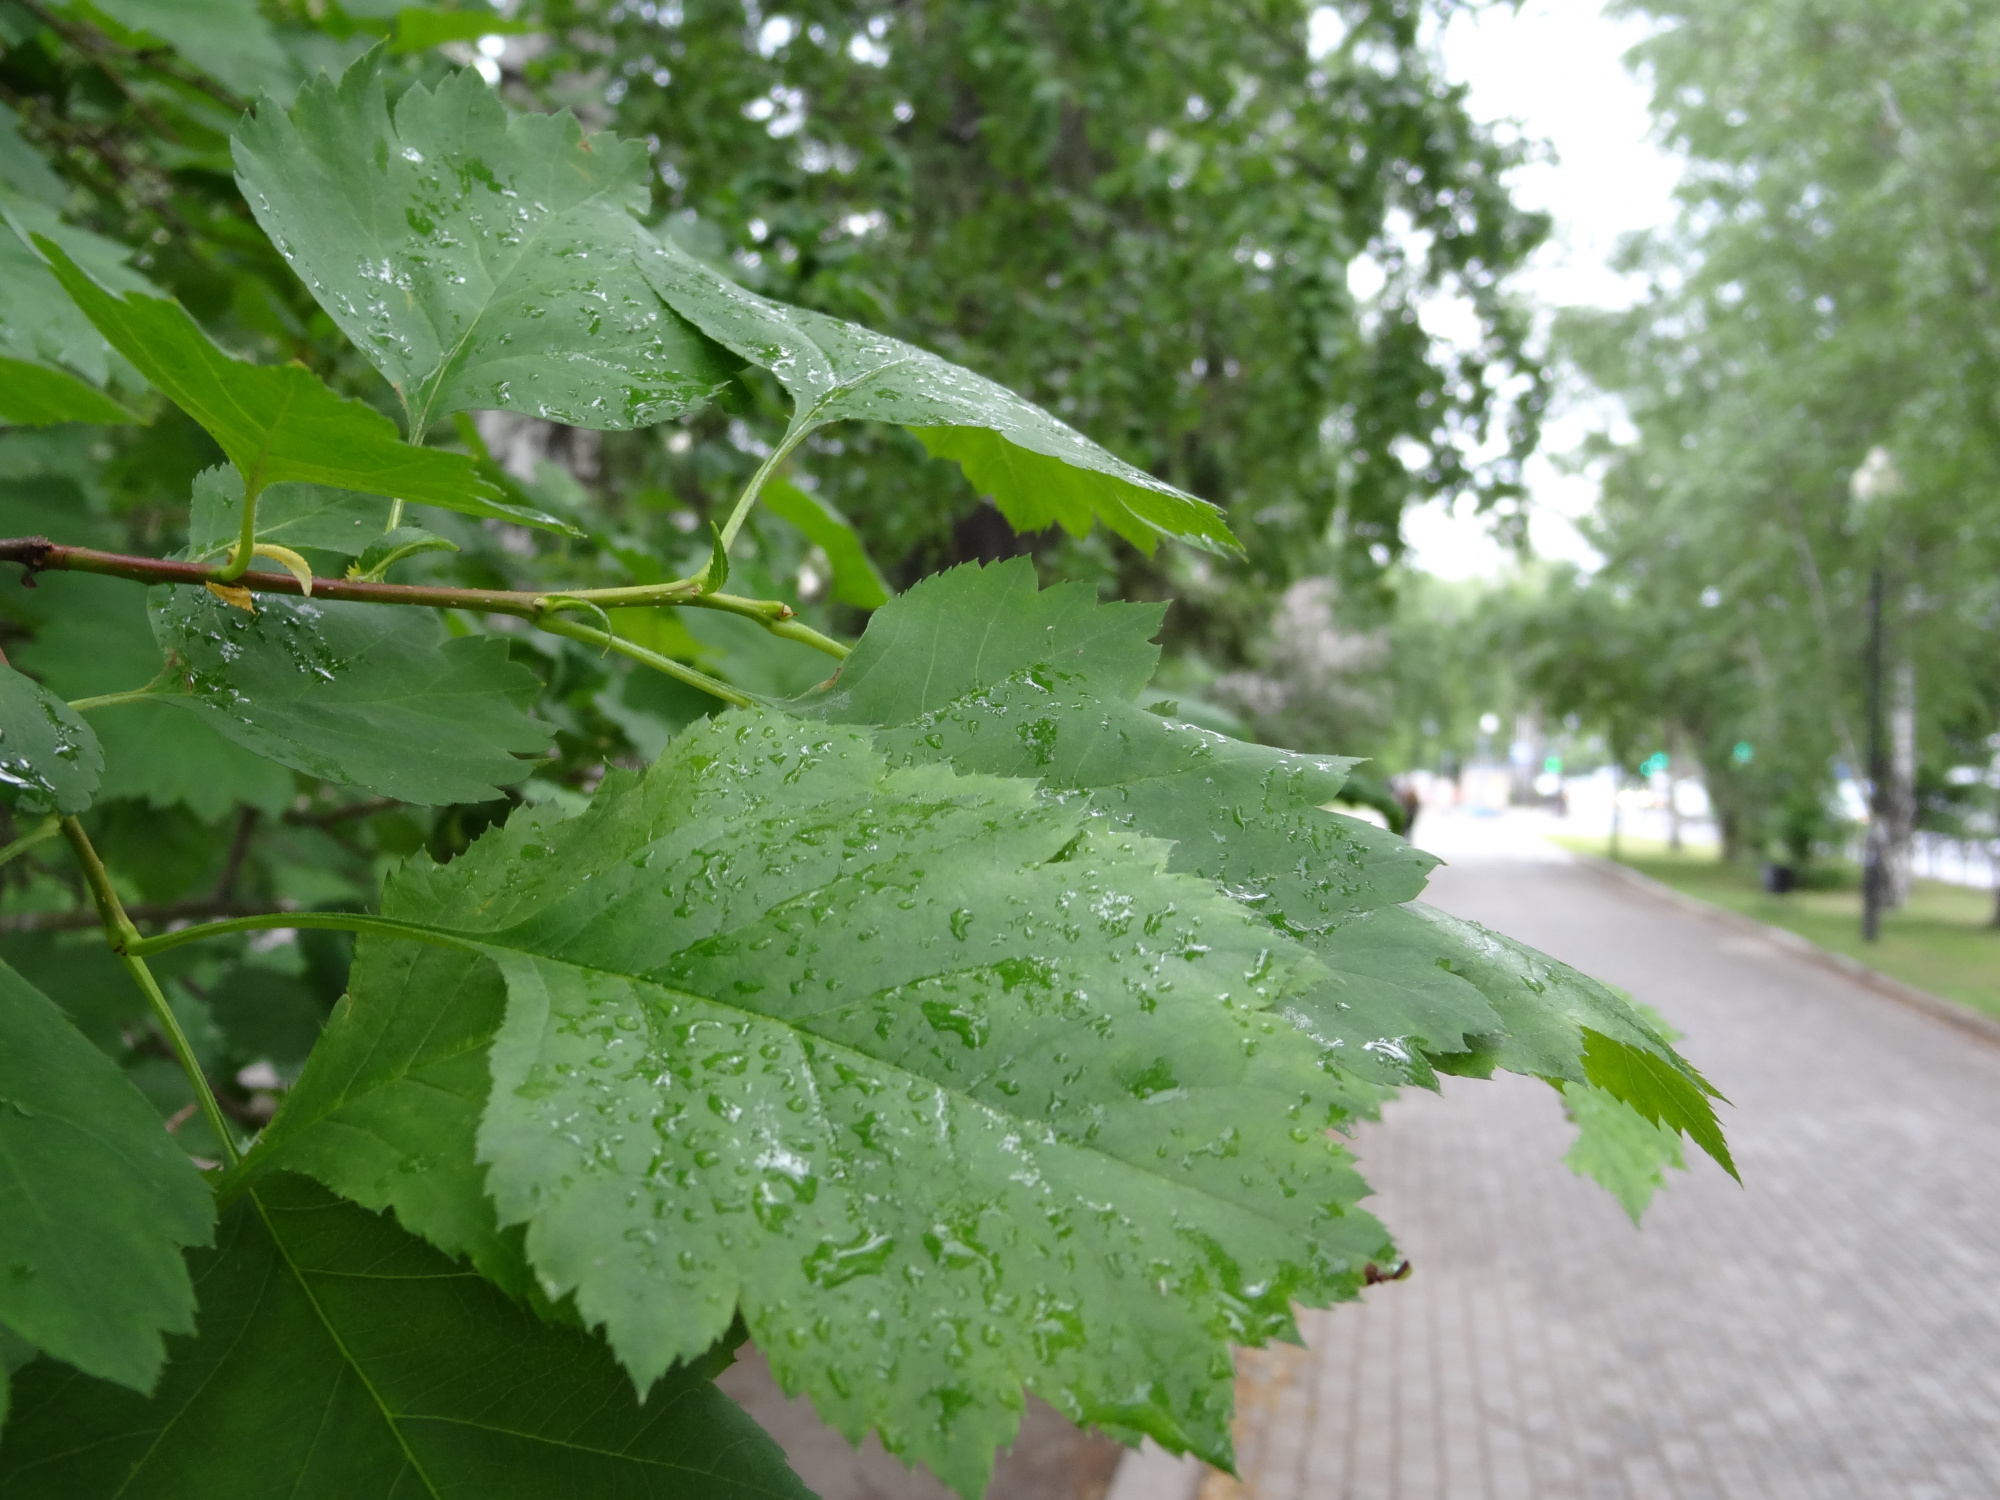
top-left (1850, 447), bottom-right (1897, 944)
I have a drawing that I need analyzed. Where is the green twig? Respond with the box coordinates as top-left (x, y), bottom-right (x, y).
top-left (69, 660), bottom-right (180, 713)
top-left (212, 479), bottom-right (262, 583)
top-left (126, 909), bottom-right (468, 960)
top-left (61, 818), bottom-right (240, 1166)
top-left (0, 815), bottom-right (60, 869)
top-left (717, 422), bottom-right (812, 553)
top-left (688, 592), bottom-right (850, 659)
top-left (534, 614), bottom-right (755, 706)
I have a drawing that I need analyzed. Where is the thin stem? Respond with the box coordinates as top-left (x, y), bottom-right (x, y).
top-left (70, 685), bottom-right (167, 712)
top-left (718, 422), bottom-right (812, 553)
top-left (213, 482), bottom-right (262, 583)
top-left (127, 909), bottom-right (467, 960)
top-left (535, 614), bottom-right (755, 706)
top-left (0, 537), bottom-right (841, 683)
top-left (688, 593), bottom-right (850, 659)
top-left (69, 660), bottom-right (180, 713)
top-left (60, 818), bottom-right (239, 1165)
top-left (0, 815), bottom-right (60, 869)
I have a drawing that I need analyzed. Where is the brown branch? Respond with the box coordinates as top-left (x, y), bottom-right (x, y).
top-left (211, 808), bottom-right (257, 901)
top-left (0, 537), bottom-right (560, 618)
top-left (284, 797), bottom-right (402, 828)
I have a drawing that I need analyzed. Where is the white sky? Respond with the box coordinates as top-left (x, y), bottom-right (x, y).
top-left (1395, 0), bottom-right (1684, 581)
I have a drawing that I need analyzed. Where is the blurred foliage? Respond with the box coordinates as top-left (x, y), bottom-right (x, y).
top-left (1438, 0), bottom-right (2000, 869)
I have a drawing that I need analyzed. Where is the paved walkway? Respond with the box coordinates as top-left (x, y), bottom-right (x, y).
top-left (1197, 812), bottom-right (2000, 1500)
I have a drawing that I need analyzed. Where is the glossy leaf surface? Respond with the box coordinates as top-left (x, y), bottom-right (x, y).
top-left (36, 239), bottom-right (566, 529)
top-left (638, 235), bottom-right (1238, 555)
top-left (149, 588), bottom-right (550, 804)
top-left (818, 561), bottom-right (1730, 1162)
top-left (0, 1175), bottom-right (812, 1499)
top-left (16, 573), bottom-right (296, 820)
top-left (0, 959), bottom-right (211, 1393)
top-left (0, 664), bottom-right (101, 815)
top-left (234, 58), bottom-right (737, 437)
top-left (246, 712), bottom-right (1390, 1493)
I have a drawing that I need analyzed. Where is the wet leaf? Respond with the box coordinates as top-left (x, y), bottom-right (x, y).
top-left (233, 55), bottom-right (737, 437)
top-left (149, 588), bottom-right (551, 805)
top-left (15, 573), bottom-right (297, 820)
top-left (637, 235), bottom-right (1239, 556)
top-left (35, 239), bottom-right (568, 531)
top-left (0, 958), bottom-right (213, 1394)
top-left (0, 1175), bottom-right (812, 1499)
top-left (239, 712), bottom-right (1391, 1494)
top-left (0, 664), bottom-right (101, 815)
top-left (816, 560), bottom-right (1732, 1170)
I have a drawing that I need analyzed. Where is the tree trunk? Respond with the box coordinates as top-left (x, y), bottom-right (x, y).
top-left (1666, 730), bottom-right (1684, 853)
top-left (1609, 766), bottom-right (1622, 862)
top-left (1885, 659), bottom-right (1916, 907)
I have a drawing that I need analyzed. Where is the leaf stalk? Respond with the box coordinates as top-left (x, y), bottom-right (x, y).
top-left (60, 817), bottom-right (240, 1166)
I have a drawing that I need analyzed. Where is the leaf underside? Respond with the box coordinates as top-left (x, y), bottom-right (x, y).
top-left (635, 232), bottom-right (1239, 556)
top-left (148, 587), bottom-right (552, 806)
top-left (0, 1175), bottom-right (812, 1499)
top-left (185, 465), bottom-right (394, 562)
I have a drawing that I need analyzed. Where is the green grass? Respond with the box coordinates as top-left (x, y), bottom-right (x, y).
top-left (1551, 836), bottom-right (2000, 1017)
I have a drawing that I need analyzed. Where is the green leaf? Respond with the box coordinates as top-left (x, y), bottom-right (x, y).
top-left (391, 8), bottom-right (537, 52)
top-left (814, 560), bottom-right (1733, 1177)
top-left (761, 478), bottom-right (892, 609)
top-left (148, 587), bottom-right (551, 805)
top-left (232, 55), bottom-right (737, 438)
top-left (0, 109), bottom-right (66, 208)
top-left (0, 197), bottom-right (149, 425)
top-left (1579, 1027), bottom-right (1735, 1180)
top-left (19, 575), bottom-right (296, 819)
top-left (0, 358), bottom-right (136, 426)
top-left (34, 238), bottom-right (568, 531)
top-left (822, 559), bottom-right (1166, 718)
top-left (231, 865), bottom-right (555, 1307)
top-left (0, 1174), bottom-right (814, 1499)
top-left (1406, 904), bottom-right (1735, 1176)
top-left (636, 235), bottom-right (1239, 556)
top-left (186, 465), bottom-right (393, 561)
top-left (60, 0), bottom-right (293, 98)
top-left (0, 958), bottom-right (213, 1393)
top-left (1558, 1080), bottom-right (1686, 1225)
top-left (351, 525), bottom-right (459, 579)
top-left (246, 712), bottom-right (1390, 1491)
top-left (0, 663), bottom-right (100, 815)
top-left (815, 562), bottom-right (1478, 1082)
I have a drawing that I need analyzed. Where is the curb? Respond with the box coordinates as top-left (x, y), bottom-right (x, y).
top-left (1572, 852), bottom-right (2000, 1048)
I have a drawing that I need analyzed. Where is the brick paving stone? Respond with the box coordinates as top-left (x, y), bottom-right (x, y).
top-left (1207, 821), bottom-right (2000, 1500)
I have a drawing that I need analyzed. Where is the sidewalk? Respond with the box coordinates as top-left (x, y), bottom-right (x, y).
top-left (1189, 810), bottom-right (2000, 1498)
